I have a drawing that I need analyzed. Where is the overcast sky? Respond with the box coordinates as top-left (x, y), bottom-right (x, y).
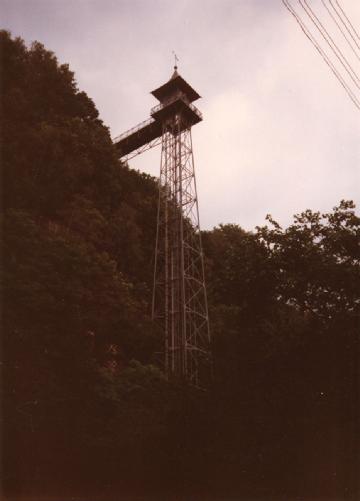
top-left (2, 0), bottom-right (360, 230)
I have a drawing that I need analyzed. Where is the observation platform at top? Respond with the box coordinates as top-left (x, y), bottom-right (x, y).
top-left (113, 68), bottom-right (203, 159)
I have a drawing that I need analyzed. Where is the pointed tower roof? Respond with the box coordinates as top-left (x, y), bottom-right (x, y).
top-left (171, 67), bottom-right (180, 79)
top-left (151, 68), bottom-right (201, 103)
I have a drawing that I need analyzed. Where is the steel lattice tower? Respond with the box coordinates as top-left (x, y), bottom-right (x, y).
top-left (114, 67), bottom-right (212, 387)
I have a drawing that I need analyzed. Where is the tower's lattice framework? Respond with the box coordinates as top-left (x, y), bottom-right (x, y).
top-left (114, 68), bottom-right (211, 387)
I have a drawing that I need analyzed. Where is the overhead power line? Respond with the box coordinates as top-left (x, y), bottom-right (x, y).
top-left (321, 0), bottom-right (360, 63)
top-left (334, 0), bottom-right (360, 42)
top-left (282, 0), bottom-right (360, 110)
top-left (328, 0), bottom-right (360, 51)
top-left (299, 0), bottom-right (360, 89)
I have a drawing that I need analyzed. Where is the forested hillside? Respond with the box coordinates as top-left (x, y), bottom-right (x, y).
top-left (2, 31), bottom-right (359, 500)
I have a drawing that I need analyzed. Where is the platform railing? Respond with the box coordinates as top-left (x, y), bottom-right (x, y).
top-left (150, 95), bottom-right (202, 120)
top-left (113, 117), bottom-right (155, 143)
top-left (114, 95), bottom-right (202, 145)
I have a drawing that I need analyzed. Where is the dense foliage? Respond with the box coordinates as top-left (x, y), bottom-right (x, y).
top-left (2, 31), bottom-right (359, 500)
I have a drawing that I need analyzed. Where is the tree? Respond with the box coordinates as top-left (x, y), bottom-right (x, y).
top-left (1, 31), bottom-right (160, 496)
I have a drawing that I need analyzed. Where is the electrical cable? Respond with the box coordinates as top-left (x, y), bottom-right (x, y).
top-left (328, 0), bottom-right (360, 51)
top-left (335, 0), bottom-right (360, 41)
top-left (321, 0), bottom-right (360, 63)
top-left (299, 0), bottom-right (360, 89)
top-left (282, 0), bottom-right (360, 110)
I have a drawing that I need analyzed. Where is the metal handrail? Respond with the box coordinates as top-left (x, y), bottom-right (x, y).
top-left (113, 117), bottom-right (155, 143)
top-left (189, 102), bottom-right (203, 120)
top-left (114, 94), bottom-right (202, 144)
top-left (150, 95), bottom-right (202, 120)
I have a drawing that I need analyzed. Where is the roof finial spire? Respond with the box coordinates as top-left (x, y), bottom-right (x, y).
top-left (172, 50), bottom-right (179, 71)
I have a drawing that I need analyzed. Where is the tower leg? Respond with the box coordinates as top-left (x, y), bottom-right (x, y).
top-left (152, 116), bottom-right (211, 387)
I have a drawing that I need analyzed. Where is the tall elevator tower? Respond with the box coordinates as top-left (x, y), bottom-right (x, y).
top-left (114, 67), bottom-right (211, 387)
